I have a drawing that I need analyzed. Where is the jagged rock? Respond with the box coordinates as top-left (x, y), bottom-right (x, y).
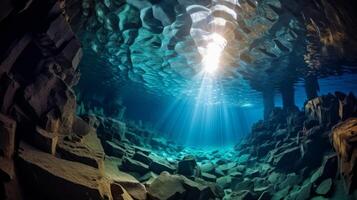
top-left (147, 172), bottom-right (215, 200)
top-left (149, 156), bottom-right (175, 174)
top-left (332, 118), bottom-right (357, 193)
top-left (272, 146), bottom-right (301, 170)
top-left (268, 172), bottom-right (283, 184)
top-left (57, 131), bottom-right (105, 173)
top-left (17, 142), bottom-right (111, 200)
top-left (216, 175), bottom-right (232, 189)
top-left (315, 178), bottom-right (332, 195)
top-left (42, 14), bottom-right (74, 49)
top-left (245, 168), bottom-right (260, 178)
top-left (105, 157), bottom-right (147, 200)
top-left (132, 151), bottom-right (152, 165)
top-left (24, 70), bottom-right (76, 134)
top-left (110, 183), bottom-right (133, 200)
top-left (133, 146), bottom-right (151, 155)
top-left (0, 114), bottom-right (16, 158)
top-left (147, 172), bottom-right (185, 199)
top-left (121, 157), bottom-right (150, 175)
top-left (177, 155), bottom-right (199, 177)
top-left (200, 162), bottom-right (215, 173)
top-left (201, 172), bottom-right (216, 182)
top-left (56, 37), bottom-right (83, 73)
top-left (237, 154), bottom-right (250, 164)
top-left (257, 141), bottom-right (276, 158)
top-left (305, 94), bottom-right (339, 126)
top-left (217, 162), bottom-right (237, 174)
top-left (97, 117), bottom-right (126, 141)
top-left (232, 179), bottom-right (254, 191)
top-left (139, 171), bottom-right (158, 184)
top-left (125, 131), bottom-right (142, 145)
top-left (104, 141), bottom-right (127, 158)
top-left (278, 173), bottom-right (301, 190)
top-left (33, 126), bottom-right (58, 155)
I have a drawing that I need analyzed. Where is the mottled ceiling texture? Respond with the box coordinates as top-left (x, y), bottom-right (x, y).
top-left (67, 0), bottom-right (357, 107)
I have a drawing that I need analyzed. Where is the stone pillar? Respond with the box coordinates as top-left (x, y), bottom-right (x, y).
top-left (304, 75), bottom-right (319, 100)
top-left (262, 87), bottom-right (275, 119)
top-left (280, 82), bottom-right (295, 110)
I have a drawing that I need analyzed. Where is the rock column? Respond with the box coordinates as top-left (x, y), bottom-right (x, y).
top-left (280, 82), bottom-right (296, 110)
top-left (304, 74), bottom-right (319, 100)
top-left (262, 86), bottom-right (275, 119)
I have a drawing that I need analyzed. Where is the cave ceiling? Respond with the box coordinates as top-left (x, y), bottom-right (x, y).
top-left (67, 0), bottom-right (357, 105)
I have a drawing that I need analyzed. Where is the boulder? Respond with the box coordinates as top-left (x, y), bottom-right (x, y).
top-left (17, 142), bottom-right (111, 200)
top-left (177, 155), bottom-right (199, 177)
top-left (288, 182), bottom-right (312, 200)
top-left (216, 176), bottom-right (232, 189)
top-left (121, 157), bottom-right (150, 175)
top-left (105, 157), bottom-right (147, 200)
top-left (331, 118), bottom-right (357, 193)
top-left (57, 131), bottom-right (105, 173)
top-left (132, 151), bottom-right (152, 165)
top-left (149, 156), bottom-right (175, 174)
top-left (200, 162), bottom-right (215, 173)
top-left (147, 172), bottom-right (215, 200)
top-left (72, 116), bottom-right (93, 136)
top-left (272, 146), bottom-right (301, 171)
top-left (97, 117), bottom-right (126, 141)
top-left (104, 141), bottom-right (127, 158)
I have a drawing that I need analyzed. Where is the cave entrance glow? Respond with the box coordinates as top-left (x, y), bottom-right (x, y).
top-left (201, 33), bottom-right (227, 74)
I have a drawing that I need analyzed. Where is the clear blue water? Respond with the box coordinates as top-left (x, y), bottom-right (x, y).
top-left (119, 73), bottom-right (357, 147)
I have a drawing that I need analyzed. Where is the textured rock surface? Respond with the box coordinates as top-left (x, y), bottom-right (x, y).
top-left (18, 142), bottom-right (111, 200)
top-left (73, 0), bottom-right (357, 108)
top-left (332, 118), bottom-right (357, 193)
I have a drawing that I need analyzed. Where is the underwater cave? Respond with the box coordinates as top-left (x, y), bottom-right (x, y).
top-left (1, 0), bottom-right (357, 199)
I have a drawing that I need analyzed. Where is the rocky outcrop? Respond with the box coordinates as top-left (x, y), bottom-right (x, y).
top-left (17, 142), bottom-right (111, 200)
top-left (332, 118), bottom-right (357, 193)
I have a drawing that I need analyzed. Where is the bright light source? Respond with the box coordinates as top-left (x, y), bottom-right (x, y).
top-left (202, 33), bottom-right (227, 74)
